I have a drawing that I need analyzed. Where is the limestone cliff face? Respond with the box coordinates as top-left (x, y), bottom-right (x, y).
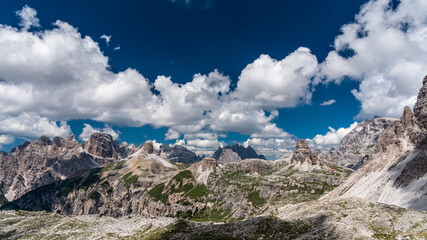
top-left (143, 141), bottom-right (154, 154)
top-left (326, 76), bottom-right (427, 211)
top-left (0, 133), bottom-right (135, 203)
top-left (0, 135), bottom-right (99, 202)
top-left (328, 117), bottom-right (396, 170)
top-left (84, 132), bottom-right (134, 163)
top-left (413, 76), bottom-right (427, 129)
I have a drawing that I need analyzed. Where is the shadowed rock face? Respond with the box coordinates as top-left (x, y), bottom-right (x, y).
top-left (159, 145), bottom-right (201, 164)
top-left (212, 144), bottom-right (265, 162)
top-left (143, 141), bottom-right (154, 154)
top-left (84, 132), bottom-right (135, 164)
top-left (84, 133), bottom-right (118, 159)
top-left (291, 139), bottom-right (318, 164)
top-left (401, 106), bottom-right (415, 128)
top-left (413, 76), bottom-right (427, 129)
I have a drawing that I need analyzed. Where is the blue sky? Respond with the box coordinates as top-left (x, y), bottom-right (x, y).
top-left (0, 0), bottom-right (426, 158)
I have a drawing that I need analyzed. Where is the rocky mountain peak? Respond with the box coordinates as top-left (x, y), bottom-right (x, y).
top-left (84, 132), bottom-right (119, 159)
top-left (295, 139), bottom-right (309, 150)
top-left (212, 144), bottom-right (265, 162)
top-left (37, 135), bottom-right (52, 145)
top-left (326, 76), bottom-right (427, 211)
top-left (0, 132), bottom-right (136, 203)
top-left (51, 135), bottom-right (78, 148)
top-left (143, 141), bottom-right (154, 154)
top-left (291, 139), bottom-right (319, 164)
top-left (401, 106), bottom-right (415, 128)
top-left (413, 75), bottom-right (427, 129)
top-left (67, 134), bottom-right (76, 141)
top-left (159, 144), bottom-right (201, 164)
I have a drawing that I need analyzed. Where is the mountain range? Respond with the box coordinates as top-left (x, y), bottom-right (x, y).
top-left (1, 78), bottom-right (427, 239)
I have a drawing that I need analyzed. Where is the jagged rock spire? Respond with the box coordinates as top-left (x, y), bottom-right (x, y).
top-left (291, 139), bottom-right (319, 164)
top-left (84, 132), bottom-right (118, 159)
top-left (143, 140), bottom-right (154, 154)
top-left (401, 106), bottom-right (415, 128)
top-left (413, 76), bottom-right (427, 129)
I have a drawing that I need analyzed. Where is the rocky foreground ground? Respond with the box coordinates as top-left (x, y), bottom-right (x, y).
top-left (1, 198), bottom-right (426, 240)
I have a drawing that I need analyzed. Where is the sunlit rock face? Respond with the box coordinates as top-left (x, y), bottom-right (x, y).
top-left (326, 76), bottom-right (427, 211)
top-left (328, 117), bottom-right (396, 170)
top-left (0, 132), bottom-right (135, 203)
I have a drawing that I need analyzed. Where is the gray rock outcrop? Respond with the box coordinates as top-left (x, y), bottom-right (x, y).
top-left (413, 76), bottom-right (427, 129)
top-left (159, 145), bottom-right (201, 164)
top-left (326, 75), bottom-right (427, 211)
top-left (291, 139), bottom-right (319, 164)
top-left (328, 117), bottom-right (396, 169)
top-left (84, 132), bottom-right (134, 162)
top-left (0, 133), bottom-right (135, 203)
top-left (0, 135), bottom-right (99, 202)
top-left (143, 141), bottom-right (154, 154)
top-left (212, 144), bottom-right (265, 162)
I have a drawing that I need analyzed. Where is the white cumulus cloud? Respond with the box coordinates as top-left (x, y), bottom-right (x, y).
top-left (244, 137), bottom-right (296, 159)
top-left (319, 0), bottom-right (427, 118)
top-left (309, 122), bottom-right (358, 149)
top-left (16, 5), bottom-right (40, 30)
top-left (173, 138), bottom-right (223, 156)
top-left (0, 135), bottom-right (15, 149)
top-left (0, 5), bottom-right (318, 153)
top-left (0, 113), bottom-right (72, 139)
top-left (235, 47), bottom-right (318, 110)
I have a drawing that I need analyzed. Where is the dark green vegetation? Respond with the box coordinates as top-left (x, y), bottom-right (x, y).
top-left (148, 183), bottom-right (168, 203)
top-left (122, 172), bottom-right (139, 189)
top-left (89, 191), bottom-right (101, 201)
top-left (101, 160), bottom-right (125, 173)
top-left (185, 184), bottom-right (208, 199)
top-left (172, 170), bottom-right (193, 181)
top-left (169, 171), bottom-right (194, 194)
top-left (247, 191), bottom-right (266, 207)
top-left (149, 171), bottom-right (206, 204)
top-left (190, 206), bottom-right (232, 222)
top-left (145, 161), bottom-right (351, 221)
top-left (56, 168), bottom-right (102, 197)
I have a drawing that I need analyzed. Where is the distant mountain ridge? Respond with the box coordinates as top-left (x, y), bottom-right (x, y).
top-left (2, 140), bottom-right (350, 220)
top-left (159, 144), bottom-right (202, 164)
top-left (212, 144), bottom-right (265, 162)
top-left (0, 133), bottom-right (135, 202)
